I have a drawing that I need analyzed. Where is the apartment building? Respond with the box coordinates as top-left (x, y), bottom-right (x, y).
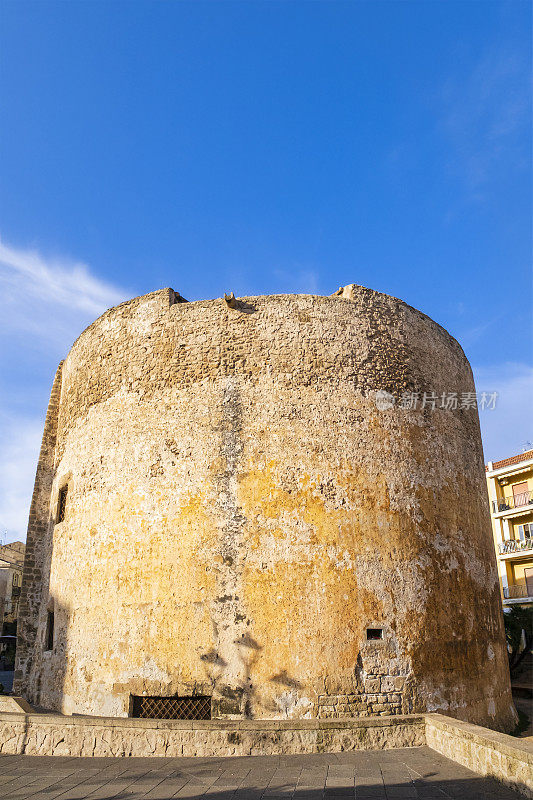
top-left (0, 541), bottom-right (25, 631)
top-left (486, 449), bottom-right (533, 606)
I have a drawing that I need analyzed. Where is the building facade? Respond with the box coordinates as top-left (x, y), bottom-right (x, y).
top-left (0, 542), bottom-right (25, 633)
top-left (486, 450), bottom-right (533, 607)
top-left (15, 286), bottom-right (516, 730)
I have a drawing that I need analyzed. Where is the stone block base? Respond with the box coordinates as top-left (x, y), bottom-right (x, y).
top-left (0, 697), bottom-right (34, 714)
top-left (425, 714), bottom-right (533, 798)
top-left (0, 712), bottom-right (424, 757)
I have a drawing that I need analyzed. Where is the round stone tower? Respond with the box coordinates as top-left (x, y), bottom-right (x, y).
top-left (15, 286), bottom-right (515, 730)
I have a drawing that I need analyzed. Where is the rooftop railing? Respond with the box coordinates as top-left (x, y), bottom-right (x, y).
top-left (492, 489), bottom-right (533, 513)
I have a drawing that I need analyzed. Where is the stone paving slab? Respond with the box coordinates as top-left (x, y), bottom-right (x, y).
top-left (0, 747), bottom-right (523, 799)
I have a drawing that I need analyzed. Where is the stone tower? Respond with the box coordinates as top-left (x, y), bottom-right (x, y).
top-left (15, 285), bottom-right (515, 730)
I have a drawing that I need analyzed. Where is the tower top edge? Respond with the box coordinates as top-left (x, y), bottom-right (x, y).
top-left (65, 284), bottom-right (467, 368)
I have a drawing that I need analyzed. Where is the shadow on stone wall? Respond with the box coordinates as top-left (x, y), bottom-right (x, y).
top-left (201, 621), bottom-right (306, 719)
top-left (31, 593), bottom-right (71, 715)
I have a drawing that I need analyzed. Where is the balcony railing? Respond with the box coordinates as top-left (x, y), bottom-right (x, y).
top-left (503, 585), bottom-right (531, 599)
top-left (492, 489), bottom-right (533, 513)
top-left (499, 538), bottom-right (533, 555)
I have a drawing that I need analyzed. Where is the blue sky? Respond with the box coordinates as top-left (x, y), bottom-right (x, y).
top-left (0, 0), bottom-right (531, 543)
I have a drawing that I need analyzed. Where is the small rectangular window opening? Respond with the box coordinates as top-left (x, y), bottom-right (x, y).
top-left (57, 485), bottom-right (68, 523)
top-left (45, 611), bottom-right (55, 651)
top-left (366, 628), bottom-right (384, 641)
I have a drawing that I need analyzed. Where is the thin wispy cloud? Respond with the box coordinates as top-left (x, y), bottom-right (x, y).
top-left (441, 48), bottom-right (530, 196)
top-left (0, 238), bottom-right (130, 543)
top-left (457, 309), bottom-right (507, 348)
top-left (0, 238), bottom-right (128, 347)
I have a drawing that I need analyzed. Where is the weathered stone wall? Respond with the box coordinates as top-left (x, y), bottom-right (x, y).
top-left (15, 362), bottom-right (63, 701)
top-left (15, 286), bottom-right (515, 729)
top-left (0, 712), bottom-right (425, 757)
top-left (425, 714), bottom-right (533, 798)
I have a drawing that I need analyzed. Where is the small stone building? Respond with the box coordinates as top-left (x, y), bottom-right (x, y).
top-left (15, 286), bottom-right (516, 730)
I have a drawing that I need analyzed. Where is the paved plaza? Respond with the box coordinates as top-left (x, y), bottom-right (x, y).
top-left (0, 746), bottom-right (522, 799)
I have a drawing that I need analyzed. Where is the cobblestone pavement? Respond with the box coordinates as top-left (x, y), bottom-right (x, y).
top-left (0, 746), bottom-right (522, 799)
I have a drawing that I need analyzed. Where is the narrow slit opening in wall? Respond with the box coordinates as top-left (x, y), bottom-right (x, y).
top-left (45, 611), bottom-right (54, 650)
top-left (366, 628), bottom-right (383, 641)
top-left (57, 485), bottom-right (68, 523)
top-left (130, 695), bottom-right (212, 720)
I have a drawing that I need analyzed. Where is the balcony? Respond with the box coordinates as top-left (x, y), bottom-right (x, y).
top-left (503, 585), bottom-right (532, 600)
top-left (499, 538), bottom-right (533, 555)
top-left (492, 489), bottom-right (533, 514)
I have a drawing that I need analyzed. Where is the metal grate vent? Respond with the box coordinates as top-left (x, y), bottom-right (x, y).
top-left (131, 695), bottom-right (212, 720)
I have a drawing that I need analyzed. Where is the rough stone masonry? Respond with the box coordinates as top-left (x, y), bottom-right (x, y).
top-left (14, 284), bottom-right (516, 730)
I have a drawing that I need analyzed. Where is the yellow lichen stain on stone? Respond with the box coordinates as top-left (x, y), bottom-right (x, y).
top-left (243, 557), bottom-right (384, 716)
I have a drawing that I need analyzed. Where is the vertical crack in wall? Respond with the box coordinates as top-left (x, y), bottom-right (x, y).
top-left (210, 379), bottom-right (258, 717)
